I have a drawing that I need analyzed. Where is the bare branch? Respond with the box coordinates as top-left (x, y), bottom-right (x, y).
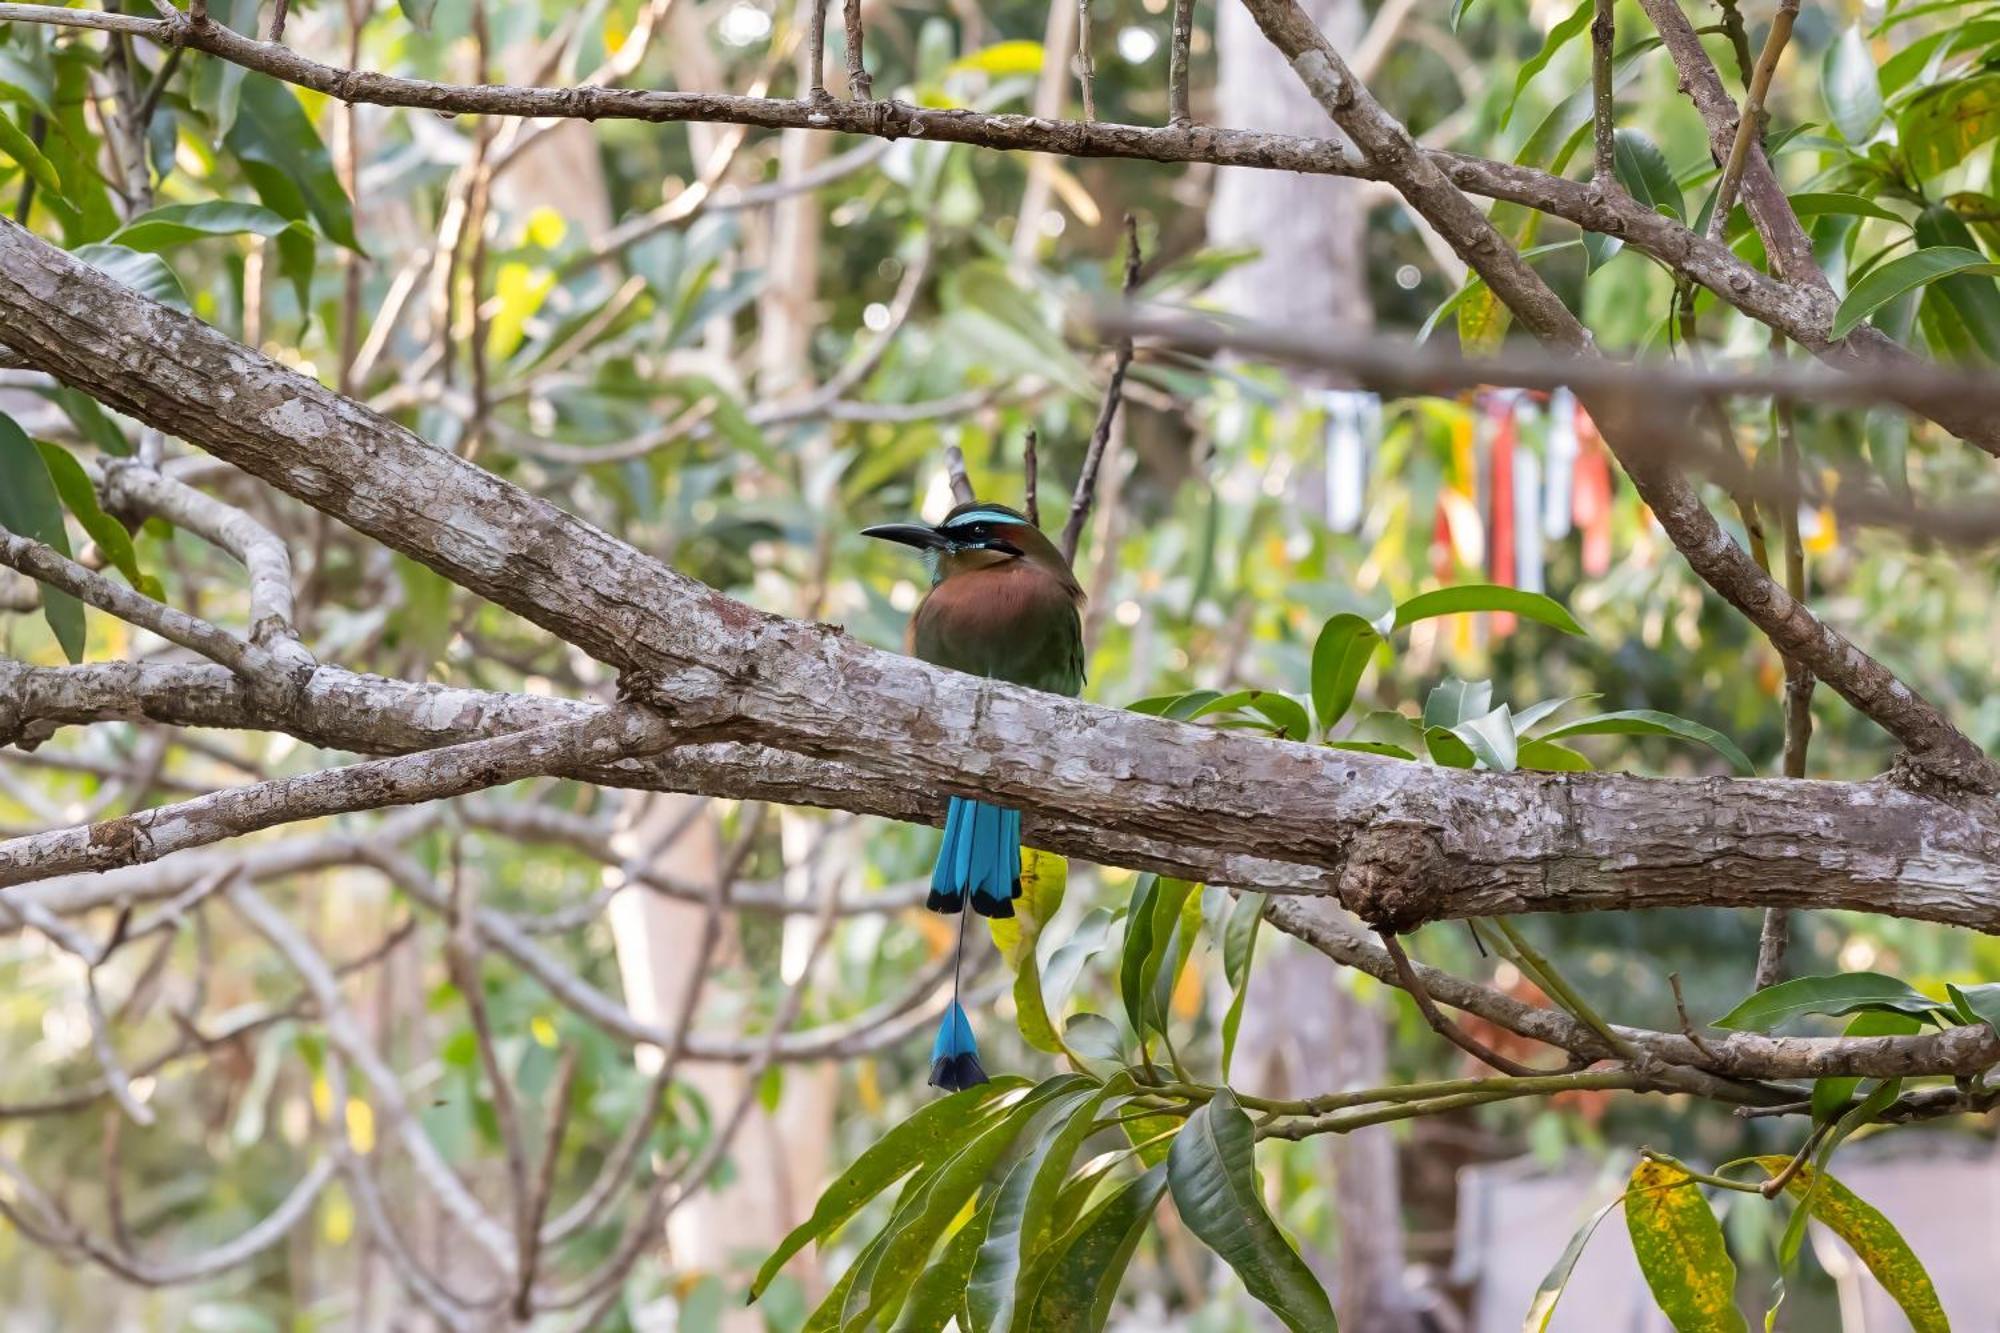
top-left (1060, 213), bottom-right (1142, 565)
top-left (1707, 0), bottom-right (1800, 244)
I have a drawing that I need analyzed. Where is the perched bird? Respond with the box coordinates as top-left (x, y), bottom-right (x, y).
top-left (864, 500), bottom-right (1085, 1089)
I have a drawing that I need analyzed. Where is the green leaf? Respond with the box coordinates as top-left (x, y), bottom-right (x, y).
top-left (1020, 1164), bottom-right (1168, 1332)
top-left (0, 412), bottom-right (85, 662)
top-left (1822, 25), bottom-right (1885, 143)
top-left (1517, 738), bottom-right (1593, 771)
top-left (1121, 876), bottom-right (1195, 1039)
top-left (965, 1084), bottom-right (1117, 1333)
top-left (37, 385), bottom-right (129, 457)
top-left (398, 0), bottom-right (440, 30)
top-left (1624, 1158), bottom-right (1747, 1333)
top-left (748, 1079), bottom-right (1027, 1299)
top-left (993, 849), bottom-right (1067, 1055)
top-left (34, 443), bottom-right (157, 599)
top-left (1500, 0), bottom-right (1594, 131)
top-left (1423, 678), bottom-right (1493, 730)
top-left (1220, 893), bottom-right (1266, 1080)
top-left (1537, 709), bottom-right (1755, 775)
top-left (0, 108), bottom-right (60, 196)
top-left (1043, 909), bottom-right (1114, 1014)
top-left (1899, 73), bottom-right (2000, 180)
top-left (893, 1199), bottom-right (995, 1333)
top-left (1613, 130), bottom-right (1686, 221)
top-left (1524, 1193), bottom-right (1626, 1331)
top-left (1325, 739), bottom-right (1418, 759)
top-left (1310, 612), bottom-right (1384, 735)
top-left (1836, 247), bottom-right (2000, 338)
top-left (1188, 689), bottom-right (1312, 741)
top-left (848, 1079), bottom-right (1087, 1329)
top-left (111, 202), bottom-right (317, 315)
top-left (1711, 973), bottom-right (1949, 1034)
top-left (1167, 1090), bottom-right (1336, 1332)
top-left (1946, 981), bottom-right (2000, 1035)
top-left (1514, 693), bottom-right (1597, 732)
top-left (1811, 1011), bottom-right (1923, 1128)
top-left (225, 75), bottom-right (363, 252)
top-left (1394, 584), bottom-right (1585, 636)
top-left (1453, 704), bottom-right (1519, 772)
top-left (1913, 207), bottom-right (2000, 360)
top-left (1423, 725), bottom-right (1480, 769)
top-left (1061, 1014), bottom-right (1126, 1077)
top-left (1725, 194), bottom-right (1902, 243)
top-left (70, 243), bottom-right (192, 314)
top-left (0, 50), bottom-right (56, 120)
top-left (1752, 1160), bottom-right (1951, 1333)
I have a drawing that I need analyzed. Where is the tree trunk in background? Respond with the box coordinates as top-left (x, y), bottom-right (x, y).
top-left (1208, 3), bottom-right (1416, 1329)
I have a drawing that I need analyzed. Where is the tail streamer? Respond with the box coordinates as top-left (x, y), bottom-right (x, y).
top-left (928, 904), bottom-right (988, 1091)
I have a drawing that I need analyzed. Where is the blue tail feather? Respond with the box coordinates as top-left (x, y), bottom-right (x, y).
top-left (928, 1001), bottom-right (988, 1091)
top-left (927, 796), bottom-right (1021, 918)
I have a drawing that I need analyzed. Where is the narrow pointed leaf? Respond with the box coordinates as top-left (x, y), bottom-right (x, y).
top-left (1022, 1164), bottom-right (1168, 1331)
top-left (1624, 1158), bottom-right (1747, 1332)
top-left (1524, 1193), bottom-right (1626, 1331)
top-left (1221, 894), bottom-right (1266, 1080)
top-left (1394, 584), bottom-right (1585, 635)
top-left (34, 442), bottom-right (157, 599)
top-left (1168, 1090), bottom-right (1336, 1332)
top-left (1832, 247), bottom-right (2000, 338)
top-left (1517, 738), bottom-right (1592, 771)
top-left (1809, 1011), bottom-right (1922, 1123)
top-left (1751, 1159), bottom-right (1950, 1333)
top-left (1501, 0), bottom-right (1594, 130)
top-left (1423, 678), bottom-right (1493, 730)
top-left (1946, 981), bottom-right (2000, 1036)
top-left (1711, 973), bottom-right (1948, 1034)
top-left (749, 1079), bottom-right (1026, 1299)
top-left (0, 411), bottom-right (85, 662)
top-left (1453, 704), bottom-right (1519, 772)
top-left (1538, 709), bottom-right (1755, 775)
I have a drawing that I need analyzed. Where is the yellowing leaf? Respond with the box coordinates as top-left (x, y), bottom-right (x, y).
top-left (345, 1097), bottom-right (376, 1154)
top-left (525, 206), bottom-right (567, 250)
top-left (530, 1015), bottom-right (558, 1048)
top-left (1624, 1158), bottom-right (1747, 1332)
top-left (1753, 1159), bottom-right (1950, 1333)
top-left (945, 40), bottom-right (1046, 79)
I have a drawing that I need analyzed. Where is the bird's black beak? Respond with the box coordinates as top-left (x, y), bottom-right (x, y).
top-left (861, 522), bottom-right (949, 551)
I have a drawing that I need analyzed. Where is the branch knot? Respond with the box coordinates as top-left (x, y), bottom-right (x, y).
top-left (1336, 822), bottom-right (1446, 933)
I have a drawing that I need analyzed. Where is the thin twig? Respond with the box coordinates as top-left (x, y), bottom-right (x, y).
top-left (1668, 971), bottom-right (1718, 1060)
top-left (808, 0), bottom-right (830, 101)
top-left (1492, 919), bottom-right (1638, 1060)
top-left (267, 0), bottom-right (289, 41)
top-left (1712, 0), bottom-right (1756, 87)
top-left (1060, 213), bottom-right (1142, 564)
top-left (1074, 0), bottom-right (1097, 121)
top-left (1758, 352), bottom-right (1813, 988)
top-left (943, 442), bottom-right (976, 505)
top-left (1706, 0), bottom-right (1798, 243)
top-left (1759, 1120), bottom-right (1830, 1198)
top-left (513, 1047), bottom-right (577, 1319)
top-left (1023, 428), bottom-right (1040, 525)
top-left (1590, 0), bottom-right (1618, 189)
top-left (843, 0), bottom-right (870, 99)
top-left (1377, 931), bottom-right (1541, 1077)
top-left (1168, 0), bottom-right (1194, 127)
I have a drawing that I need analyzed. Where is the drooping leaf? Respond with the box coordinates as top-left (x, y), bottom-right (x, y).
top-left (111, 202), bottom-right (317, 314)
top-left (749, 1079), bottom-right (1027, 1299)
top-left (1822, 25), bottom-right (1886, 143)
top-left (34, 442), bottom-right (158, 599)
top-left (1062, 1014), bottom-right (1126, 1079)
top-left (1523, 1193), bottom-right (1626, 1331)
top-left (892, 1197), bottom-right (996, 1333)
top-left (0, 107), bottom-right (59, 196)
top-left (1310, 612), bottom-right (1384, 735)
top-left (1188, 689), bottom-right (1312, 742)
top-left (1913, 206), bottom-right (2000, 360)
top-left (1043, 909), bottom-right (1115, 1014)
top-left (1623, 1158), bottom-right (1747, 1333)
top-left (993, 848), bottom-right (1068, 1054)
top-left (848, 1078), bottom-right (1087, 1328)
top-left (70, 244), bottom-right (191, 314)
top-left (1751, 1160), bottom-right (1951, 1333)
top-left (1423, 725), bottom-right (1480, 769)
top-left (0, 411), bottom-right (85, 662)
top-left (1020, 1164), bottom-right (1168, 1332)
top-left (398, 0), bottom-right (441, 30)
top-left (1220, 893), bottom-right (1266, 1079)
top-left (1167, 1090), bottom-right (1336, 1332)
top-left (1833, 247), bottom-right (2000, 339)
top-left (1121, 876), bottom-right (1195, 1039)
top-left (1711, 973), bottom-right (1950, 1033)
top-left (225, 75), bottom-right (363, 252)
top-left (1537, 709), bottom-right (1755, 775)
top-left (965, 1083), bottom-right (1119, 1333)
top-left (1394, 584), bottom-right (1586, 636)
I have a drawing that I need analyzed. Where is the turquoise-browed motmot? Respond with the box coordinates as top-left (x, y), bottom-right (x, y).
top-left (863, 500), bottom-right (1085, 1090)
